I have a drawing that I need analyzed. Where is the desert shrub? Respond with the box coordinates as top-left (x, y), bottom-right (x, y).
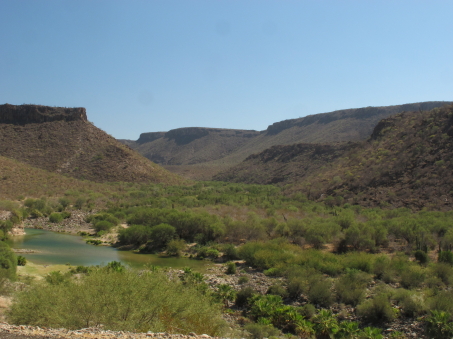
top-left (226, 261), bottom-right (236, 275)
top-left (29, 209), bottom-right (43, 218)
top-left (118, 225), bottom-right (151, 246)
top-left (393, 289), bottom-right (426, 317)
top-left (357, 294), bottom-right (396, 324)
top-left (430, 263), bottom-right (453, 285)
top-left (238, 239), bottom-right (299, 270)
top-left (17, 256), bottom-right (26, 266)
top-left (87, 213), bottom-right (119, 226)
top-left (343, 223), bottom-right (376, 251)
top-left (196, 247), bottom-right (220, 259)
top-left (144, 223), bottom-right (176, 252)
top-left (287, 276), bottom-right (308, 300)
top-left (399, 265), bottom-right (425, 289)
top-left (238, 275), bottom-right (249, 284)
top-left (93, 220), bottom-right (114, 234)
top-left (266, 284), bottom-right (288, 299)
top-left (166, 239), bottom-right (186, 257)
top-left (106, 261), bottom-right (125, 272)
top-left (86, 239), bottom-right (102, 245)
top-left (58, 198), bottom-right (70, 210)
top-left (74, 198), bottom-right (85, 210)
top-left (335, 269), bottom-right (371, 306)
top-left (223, 244), bottom-right (239, 260)
top-left (438, 251), bottom-right (453, 265)
top-left (45, 271), bottom-right (69, 285)
top-left (0, 242), bottom-right (17, 281)
top-left (341, 252), bottom-right (374, 273)
top-left (7, 269), bottom-right (226, 335)
top-left (244, 323), bottom-right (281, 339)
top-left (113, 211), bottom-right (126, 220)
top-left (414, 250), bottom-right (429, 264)
top-left (429, 290), bottom-right (453, 314)
top-left (307, 278), bottom-right (333, 307)
top-left (372, 255), bottom-right (396, 283)
top-left (49, 213), bottom-right (64, 223)
top-left (24, 198), bottom-right (48, 213)
top-left (0, 221), bottom-right (13, 236)
top-left (69, 266), bottom-right (92, 274)
top-left (236, 286), bottom-right (257, 308)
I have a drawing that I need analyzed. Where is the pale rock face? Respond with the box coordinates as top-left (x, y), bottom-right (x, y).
top-left (9, 226), bottom-right (25, 236)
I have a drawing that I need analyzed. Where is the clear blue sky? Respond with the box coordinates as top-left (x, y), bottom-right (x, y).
top-left (1, 1), bottom-right (452, 139)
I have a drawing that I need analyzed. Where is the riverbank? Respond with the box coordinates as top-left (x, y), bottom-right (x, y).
top-left (17, 262), bottom-right (71, 279)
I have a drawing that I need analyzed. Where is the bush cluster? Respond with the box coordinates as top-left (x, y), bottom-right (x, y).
top-left (7, 268), bottom-right (226, 335)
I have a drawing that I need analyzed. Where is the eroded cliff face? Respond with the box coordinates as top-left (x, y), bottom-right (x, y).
top-left (0, 104), bottom-right (87, 125)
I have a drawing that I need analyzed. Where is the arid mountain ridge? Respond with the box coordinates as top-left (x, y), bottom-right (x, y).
top-left (215, 103), bottom-right (453, 210)
top-left (0, 104), bottom-right (183, 185)
top-left (121, 101), bottom-right (451, 180)
top-left (2, 101), bottom-right (453, 210)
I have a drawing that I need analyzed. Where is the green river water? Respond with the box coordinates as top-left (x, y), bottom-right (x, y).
top-left (8, 228), bottom-right (208, 270)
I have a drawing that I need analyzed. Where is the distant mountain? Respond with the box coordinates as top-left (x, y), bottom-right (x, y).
top-left (122, 101), bottom-right (451, 180)
top-left (0, 104), bottom-right (184, 185)
top-left (215, 103), bottom-right (453, 210)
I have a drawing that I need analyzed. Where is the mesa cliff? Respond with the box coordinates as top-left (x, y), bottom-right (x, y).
top-left (0, 104), bottom-right (184, 185)
top-left (0, 104), bottom-right (87, 125)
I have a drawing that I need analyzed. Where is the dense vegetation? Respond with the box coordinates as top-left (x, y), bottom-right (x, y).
top-left (2, 180), bottom-right (453, 336)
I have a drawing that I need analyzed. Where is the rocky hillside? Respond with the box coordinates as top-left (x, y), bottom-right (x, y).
top-left (0, 104), bottom-right (184, 185)
top-left (122, 101), bottom-right (451, 180)
top-left (213, 142), bottom-right (358, 185)
top-left (216, 104), bottom-right (453, 210)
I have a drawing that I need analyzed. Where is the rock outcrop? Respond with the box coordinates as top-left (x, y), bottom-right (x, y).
top-left (0, 104), bottom-right (87, 125)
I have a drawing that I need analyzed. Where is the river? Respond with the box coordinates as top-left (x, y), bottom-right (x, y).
top-left (8, 228), bottom-right (208, 270)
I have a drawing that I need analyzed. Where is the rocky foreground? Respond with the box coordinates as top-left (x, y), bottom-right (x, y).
top-left (0, 324), bottom-right (225, 339)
